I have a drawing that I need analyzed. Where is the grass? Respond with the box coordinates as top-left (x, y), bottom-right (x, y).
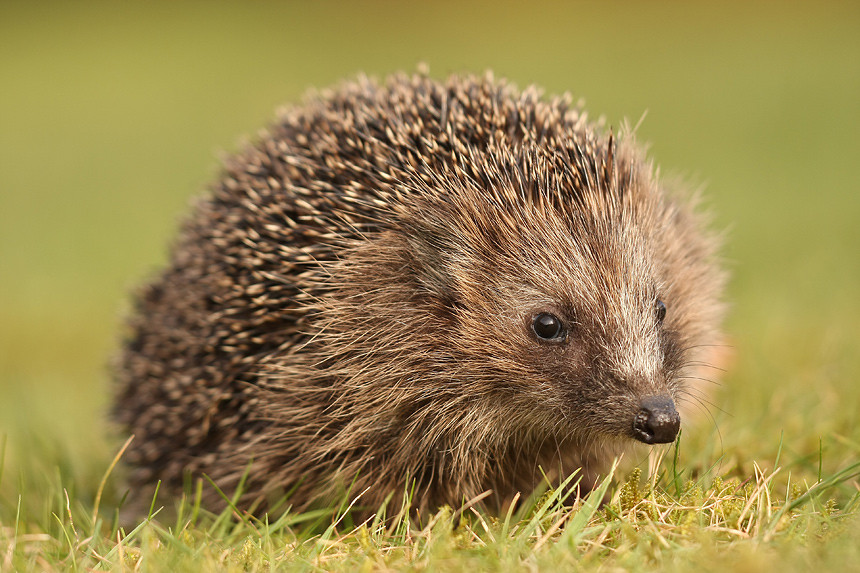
top-left (2, 442), bottom-right (859, 571)
top-left (1, 0), bottom-right (860, 570)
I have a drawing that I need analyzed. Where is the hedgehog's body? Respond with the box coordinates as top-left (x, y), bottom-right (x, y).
top-left (116, 72), bottom-right (724, 515)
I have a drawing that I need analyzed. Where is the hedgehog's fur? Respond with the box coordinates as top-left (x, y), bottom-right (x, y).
top-left (115, 71), bottom-right (725, 516)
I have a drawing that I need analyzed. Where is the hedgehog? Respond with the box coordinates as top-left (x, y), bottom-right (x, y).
top-left (114, 71), bottom-right (725, 517)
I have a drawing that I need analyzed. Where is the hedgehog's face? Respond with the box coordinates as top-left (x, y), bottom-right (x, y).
top-left (463, 265), bottom-right (682, 445)
top-left (522, 297), bottom-right (680, 445)
top-left (413, 193), bottom-right (709, 447)
top-left (515, 290), bottom-right (682, 446)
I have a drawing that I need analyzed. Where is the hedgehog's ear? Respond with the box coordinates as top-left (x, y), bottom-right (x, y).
top-left (401, 220), bottom-right (459, 304)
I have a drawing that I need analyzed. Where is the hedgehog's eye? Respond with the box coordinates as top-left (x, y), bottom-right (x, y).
top-left (655, 300), bottom-right (667, 322)
top-left (532, 313), bottom-right (565, 340)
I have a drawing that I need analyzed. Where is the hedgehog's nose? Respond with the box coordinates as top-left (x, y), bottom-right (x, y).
top-left (632, 396), bottom-right (680, 444)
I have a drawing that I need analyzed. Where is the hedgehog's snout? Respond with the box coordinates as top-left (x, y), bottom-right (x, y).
top-left (631, 396), bottom-right (680, 444)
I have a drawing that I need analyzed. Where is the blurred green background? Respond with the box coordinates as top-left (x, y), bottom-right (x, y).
top-left (1, 1), bottom-right (859, 499)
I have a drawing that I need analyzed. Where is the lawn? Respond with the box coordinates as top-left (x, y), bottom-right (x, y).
top-left (1, 1), bottom-right (859, 570)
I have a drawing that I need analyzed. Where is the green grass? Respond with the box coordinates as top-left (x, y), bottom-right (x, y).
top-left (2, 445), bottom-right (859, 571)
top-left (1, 1), bottom-right (859, 570)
